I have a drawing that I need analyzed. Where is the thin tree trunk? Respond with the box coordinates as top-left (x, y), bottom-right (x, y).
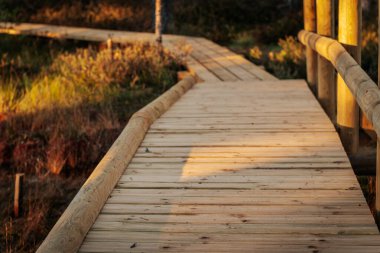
top-left (155, 0), bottom-right (163, 44)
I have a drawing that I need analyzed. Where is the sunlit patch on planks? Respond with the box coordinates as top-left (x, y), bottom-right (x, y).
top-left (80, 80), bottom-right (380, 253)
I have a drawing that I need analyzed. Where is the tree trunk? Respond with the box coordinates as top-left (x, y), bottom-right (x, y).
top-left (155, 0), bottom-right (163, 44)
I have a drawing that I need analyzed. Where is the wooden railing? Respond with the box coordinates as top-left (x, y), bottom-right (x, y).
top-left (300, 0), bottom-right (380, 216)
top-left (36, 76), bottom-right (196, 253)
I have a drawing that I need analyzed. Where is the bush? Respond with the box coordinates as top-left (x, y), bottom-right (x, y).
top-left (14, 44), bottom-right (183, 113)
top-left (362, 26), bottom-right (378, 82)
top-left (1, 42), bottom-right (184, 175)
top-left (247, 36), bottom-right (306, 79)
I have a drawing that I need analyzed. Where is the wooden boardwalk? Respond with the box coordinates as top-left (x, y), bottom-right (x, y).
top-left (1, 23), bottom-right (380, 252)
top-left (80, 80), bottom-right (380, 252)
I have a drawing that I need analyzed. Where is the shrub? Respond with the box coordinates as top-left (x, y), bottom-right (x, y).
top-left (1, 42), bottom-right (185, 175)
top-left (247, 36), bottom-right (306, 79)
top-left (362, 26), bottom-right (378, 82)
top-left (265, 36), bottom-right (306, 79)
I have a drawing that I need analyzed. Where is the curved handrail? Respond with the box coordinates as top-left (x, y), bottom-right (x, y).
top-left (298, 30), bottom-right (380, 136)
top-left (36, 75), bottom-right (196, 253)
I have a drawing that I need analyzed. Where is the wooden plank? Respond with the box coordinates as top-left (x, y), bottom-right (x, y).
top-left (190, 48), bottom-right (239, 81)
top-left (116, 182), bottom-right (359, 190)
top-left (124, 168), bottom-right (353, 179)
top-left (195, 38), bottom-right (278, 81)
top-left (83, 232), bottom-right (380, 245)
top-left (110, 188), bottom-right (364, 198)
top-left (189, 39), bottom-right (257, 81)
top-left (135, 146), bottom-right (347, 157)
top-left (106, 195), bottom-right (367, 206)
top-left (163, 40), bottom-right (220, 82)
top-left (95, 213), bottom-right (375, 225)
top-left (100, 203), bottom-right (371, 215)
top-left (186, 55), bottom-right (221, 82)
top-left (90, 222), bottom-right (379, 235)
top-left (80, 242), bottom-right (380, 253)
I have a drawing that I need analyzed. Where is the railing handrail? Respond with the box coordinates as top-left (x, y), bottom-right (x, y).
top-left (298, 30), bottom-right (380, 137)
top-left (36, 75), bottom-right (196, 253)
top-left (301, 0), bottom-right (380, 218)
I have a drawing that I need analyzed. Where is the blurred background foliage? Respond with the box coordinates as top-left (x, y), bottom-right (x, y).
top-left (0, 0), bottom-right (377, 80)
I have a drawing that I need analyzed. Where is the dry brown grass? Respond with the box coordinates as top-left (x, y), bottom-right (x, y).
top-left (30, 1), bottom-right (153, 32)
top-left (1, 174), bottom-right (86, 253)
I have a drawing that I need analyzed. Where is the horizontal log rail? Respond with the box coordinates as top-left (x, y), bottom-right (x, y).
top-left (37, 76), bottom-right (196, 253)
top-left (298, 30), bottom-right (380, 136)
top-left (298, 29), bottom-right (380, 217)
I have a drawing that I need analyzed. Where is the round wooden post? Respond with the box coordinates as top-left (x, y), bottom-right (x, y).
top-left (303, 0), bottom-right (318, 93)
top-left (316, 0), bottom-right (335, 121)
top-left (337, 0), bottom-right (361, 154)
top-left (106, 36), bottom-right (114, 60)
top-left (14, 173), bottom-right (25, 218)
top-left (106, 37), bottom-right (113, 50)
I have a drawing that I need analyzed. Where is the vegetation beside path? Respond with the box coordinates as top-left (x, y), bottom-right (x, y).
top-left (0, 34), bottom-right (185, 253)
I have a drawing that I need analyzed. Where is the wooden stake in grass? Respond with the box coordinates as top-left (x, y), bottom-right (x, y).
top-left (14, 173), bottom-right (25, 218)
top-left (106, 37), bottom-right (113, 51)
top-left (155, 0), bottom-right (163, 44)
top-left (107, 36), bottom-right (114, 60)
top-left (337, 0), bottom-right (361, 154)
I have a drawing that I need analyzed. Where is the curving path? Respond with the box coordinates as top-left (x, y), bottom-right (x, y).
top-left (1, 23), bottom-right (379, 253)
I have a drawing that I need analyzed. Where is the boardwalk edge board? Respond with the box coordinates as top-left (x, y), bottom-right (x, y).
top-left (36, 76), bottom-right (196, 253)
